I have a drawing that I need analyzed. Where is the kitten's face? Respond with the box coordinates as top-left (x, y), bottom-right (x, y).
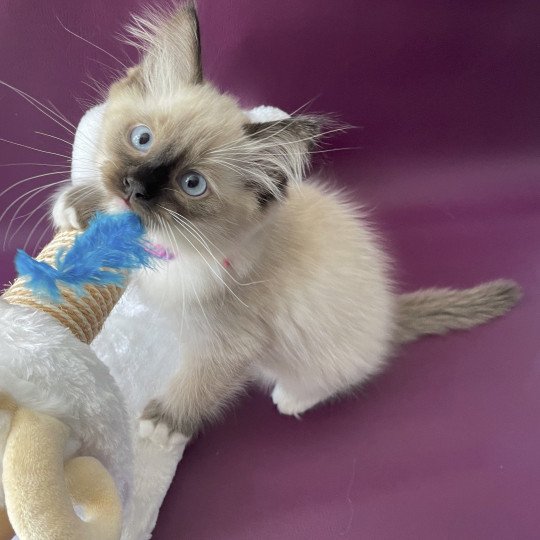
top-left (99, 83), bottom-right (258, 249)
top-left (96, 4), bottom-right (319, 254)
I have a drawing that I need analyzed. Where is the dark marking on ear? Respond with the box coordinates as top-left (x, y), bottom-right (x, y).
top-left (188, 2), bottom-right (203, 84)
top-left (256, 191), bottom-right (275, 208)
top-left (241, 115), bottom-right (325, 208)
top-left (121, 1), bottom-right (204, 90)
top-left (245, 174), bottom-right (288, 210)
top-left (276, 175), bottom-right (288, 195)
top-left (243, 116), bottom-right (323, 151)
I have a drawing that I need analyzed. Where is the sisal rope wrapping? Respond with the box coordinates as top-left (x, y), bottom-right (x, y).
top-left (2, 230), bottom-right (123, 344)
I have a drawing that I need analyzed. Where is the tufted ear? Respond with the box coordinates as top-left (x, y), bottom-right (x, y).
top-left (244, 116), bottom-right (322, 151)
top-left (242, 116), bottom-right (324, 207)
top-left (123, 1), bottom-right (202, 94)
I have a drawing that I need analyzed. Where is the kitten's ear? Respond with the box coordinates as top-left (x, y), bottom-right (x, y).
top-left (242, 116), bottom-right (324, 206)
top-left (124, 1), bottom-right (203, 93)
top-left (244, 116), bottom-right (322, 151)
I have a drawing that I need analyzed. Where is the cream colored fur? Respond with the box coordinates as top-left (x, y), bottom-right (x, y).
top-left (2, 401), bottom-right (121, 540)
top-left (133, 182), bottom-right (395, 432)
top-left (54, 3), bottom-right (521, 442)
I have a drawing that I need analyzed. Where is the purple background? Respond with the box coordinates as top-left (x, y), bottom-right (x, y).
top-left (1, 1), bottom-right (539, 538)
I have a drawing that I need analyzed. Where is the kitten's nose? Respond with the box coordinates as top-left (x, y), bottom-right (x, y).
top-left (123, 176), bottom-right (148, 200)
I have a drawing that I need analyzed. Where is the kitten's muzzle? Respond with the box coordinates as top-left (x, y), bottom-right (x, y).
top-left (123, 176), bottom-right (150, 202)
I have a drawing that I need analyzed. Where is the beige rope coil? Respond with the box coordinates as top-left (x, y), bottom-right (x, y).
top-left (2, 230), bottom-right (123, 344)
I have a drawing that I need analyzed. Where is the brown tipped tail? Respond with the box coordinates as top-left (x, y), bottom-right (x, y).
top-left (395, 279), bottom-right (522, 345)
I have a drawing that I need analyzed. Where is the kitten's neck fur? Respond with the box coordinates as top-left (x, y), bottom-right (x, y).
top-left (152, 200), bottom-right (283, 292)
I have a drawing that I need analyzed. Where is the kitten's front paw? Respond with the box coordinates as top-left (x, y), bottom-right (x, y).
top-left (52, 184), bottom-right (105, 231)
top-left (139, 400), bottom-right (189, 449)
top-left (138, 419), bottom-right (188, 449)
top-left (52, 187), bottom-right (82, 231)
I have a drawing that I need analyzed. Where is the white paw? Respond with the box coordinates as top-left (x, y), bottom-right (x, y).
top-left (138, 419), bottom-right (189, 450)
top-left (52, 190), bottom-right (81, 230)
top-left (271, 385), bottom-right (318, 418)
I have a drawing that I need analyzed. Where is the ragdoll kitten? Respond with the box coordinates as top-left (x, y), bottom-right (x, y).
top-left (53, 3), bottom-right (520, 441)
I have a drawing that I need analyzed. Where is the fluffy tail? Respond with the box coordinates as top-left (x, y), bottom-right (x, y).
top-left (395, 279), bottom-right (522, 344)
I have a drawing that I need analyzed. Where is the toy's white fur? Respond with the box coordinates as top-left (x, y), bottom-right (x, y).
top-left (71, 104), bottom-right (105, 186)
top-left (95, 286), bottom-right (190, 537)
top-left (0, 300), bottom-right (132, 510)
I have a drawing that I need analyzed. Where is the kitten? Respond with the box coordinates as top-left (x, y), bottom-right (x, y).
top-left (53, 3), bottom-right (520, 441)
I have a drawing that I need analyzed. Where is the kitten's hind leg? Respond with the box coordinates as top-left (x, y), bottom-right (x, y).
top-left (271, 377), bottom-right (336, 418)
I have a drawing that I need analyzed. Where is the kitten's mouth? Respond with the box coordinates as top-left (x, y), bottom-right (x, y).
top-left (110, 194), bottom-right (158, 232)
top-left (109, 195), bottom-right (131, 211)
top-left (108, 189), bottom-right (161, 230)
top-left (123, 196), bottom-right (151, 217)
top-left (108, 195), bottom-right (144, 219)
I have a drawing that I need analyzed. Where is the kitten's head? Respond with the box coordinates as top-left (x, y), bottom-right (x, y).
top-left (97, 2), bottom-right (322, 254)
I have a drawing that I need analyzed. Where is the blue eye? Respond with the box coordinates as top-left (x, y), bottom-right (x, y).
top-left (130, 125), bottom-right (153, 152)
top-left (179, 171), bottom-right (207, 197)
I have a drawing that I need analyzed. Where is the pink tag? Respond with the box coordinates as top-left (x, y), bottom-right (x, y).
top-left (146, 243), bottom-right (176, 261)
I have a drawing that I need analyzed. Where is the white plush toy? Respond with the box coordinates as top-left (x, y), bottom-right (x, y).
top-left (77, 103), bottom-right (290, 539)
top-left (0, 103), bottom-right (289, 540)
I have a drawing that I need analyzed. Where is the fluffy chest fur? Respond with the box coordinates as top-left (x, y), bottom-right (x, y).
top-left (134, 182), bottom-right (395, 383)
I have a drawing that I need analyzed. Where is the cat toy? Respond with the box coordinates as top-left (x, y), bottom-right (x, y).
top-left (0, 102), bottom-right (292, 540)
top-left (0, 212), bottom-right (162, 540)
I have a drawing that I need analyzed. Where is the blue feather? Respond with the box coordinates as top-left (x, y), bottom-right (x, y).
top-left (15, 212), bottom-right (155, 302)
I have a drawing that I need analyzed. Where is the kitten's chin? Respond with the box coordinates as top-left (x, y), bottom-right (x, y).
top-left (107, 197), bottom-right (129, 212)
top-left (104, 195), bottom-right (162, 235)
top-left (105, 196), bottom-right (130, 214)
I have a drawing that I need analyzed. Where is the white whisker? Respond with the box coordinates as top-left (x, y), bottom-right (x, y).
top-left (0, 138), bottom-right (70, 160)
top-left (35, 131), bottom-right (73, 147)
top-left (0, 170), bottom-right (70, 199)
top-left (0, 162), bottom-right (67, 168)
top-left (160, 209), bottom-right (250, 309)
top-left (160, 217), bottom-right (186, 338)
top-left (21, 194), bottom-right (58, 252)
top-left (2, 178), bottom-right (70, 249)
top-left (30, 221), bottom-right (54, 255)
top-left (168, 209), bottom-right (267, 287)
top-left (0, 80), bottom-right (76, 135)
top-left (56, 17), bottom-right (129, 71)
top-left (159, 206), bottom-right (263, 295)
